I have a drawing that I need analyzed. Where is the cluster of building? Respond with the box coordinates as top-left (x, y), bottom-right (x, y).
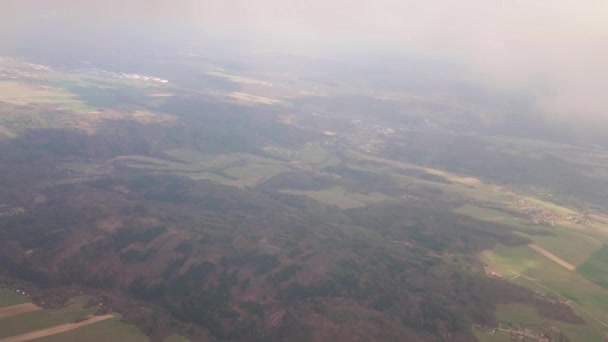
top-left (289, 160), bottom-right (337, 178)
top-left (473, 323), bottom-right (563, 341)
top-left (511, 199), bottom-right (558, 226)
top-left (14, 289), bottom-right (30, 297)
top-left (0, 66), bottom-right (33, 79)
top-left (565, 215), bottom-right (591, 226)
top-left (117, 72), bottom-right (168, 84)
top-left (0, 57), bottom-right (52, 79)
top-left (0, 206), bottom-right (26, 217)
top-left (69, 68), bottom-right (169, 84)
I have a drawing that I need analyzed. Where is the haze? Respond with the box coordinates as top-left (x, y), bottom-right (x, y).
top-left (4, 0), bottom-right (608, 121)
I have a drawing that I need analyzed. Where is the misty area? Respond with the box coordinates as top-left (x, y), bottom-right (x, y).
top-left (0, 1), bottom-right (607, 341)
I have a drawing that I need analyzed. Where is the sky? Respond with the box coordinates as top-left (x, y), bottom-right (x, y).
top-left (3, 0), bottom-right (608, 121)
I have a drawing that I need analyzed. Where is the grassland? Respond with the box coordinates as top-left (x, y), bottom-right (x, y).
top-left (454, 205), bottom-right (524, 225)
top-left (0, 291), bottom-right (29, 308)
top-left (579, 245), bottom-right (608, 289)
top-left (33, 317), bottom-right (148, 342)
top-left (456, 204), bottom-right (604, 267)
top-left (496, 303), bottom-right (601, 341)
top-left (296, 142), bottom-right (337, 166)
top-left (456, 180), bottom-right (608, 341)
top-left (116, 151), bottom-right (290, 188)
top-left (262, 145), bottom-right (294, 161)
top-left (474, 303), bottom-right (602, 342)
top-left (0, 59), bottom-right (175, 136)
top-left (281, 187), bottom-right (367, 209)
top-left (224, 164), bottom-right (290, 187)
top-left (453, 188), bottom-right (608, 336)
top-left (0, 81), bottom-right (93, 112)
top-left (481, 245), bottom-right (608, 341)
top-left (523, 227), bottom-right (602, 267)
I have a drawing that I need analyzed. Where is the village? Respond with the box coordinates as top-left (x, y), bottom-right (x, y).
top-left (473, 322), bottom-right (568, 342)
top-left (0, 205), bottom-right (25, 217)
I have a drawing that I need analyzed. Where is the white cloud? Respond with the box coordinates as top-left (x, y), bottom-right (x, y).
top-left (4, 0), bottom-right (608, 121)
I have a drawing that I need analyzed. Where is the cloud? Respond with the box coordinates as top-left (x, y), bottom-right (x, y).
top-left (3, 0), bottom-right (608, 121)
top-left (193, 0), bottom-right (608, 121)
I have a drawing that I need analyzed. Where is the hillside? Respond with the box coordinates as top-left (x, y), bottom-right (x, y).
top-left (0, 55), bottom-right (606, 341)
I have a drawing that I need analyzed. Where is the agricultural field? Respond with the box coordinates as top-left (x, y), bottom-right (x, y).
top-left (481, 244), bottom-right (608, 340)
top-left (0, 294), bottom-right (148, 342)
top-left (475, 302), bottom-right (598, 342)
top-left (281, 186), bottom-right (368, 209)
top-left (457, 177), bottom-right (608, 341)
top-left (296, 142), bottom-right (338, 166)
top-left (0, 291), bottom-right (29, 308)
top-left (0, 59), bottom-right (174, 135)
top-left (114, 151), bottom-right (292, 188)
top-left (579, 245), bottom-right (608, 289)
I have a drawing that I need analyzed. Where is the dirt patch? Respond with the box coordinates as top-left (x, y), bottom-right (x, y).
top-left (0, 303), bottom-right (41, 319)
top-left (0, 314), bottom-right (114, 342)
top-left (528, 244), bottom-right (575, 271)
top-left (96, 216), bottom-right (124, 233)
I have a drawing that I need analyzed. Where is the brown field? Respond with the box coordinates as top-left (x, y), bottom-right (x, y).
top-left (528, 244), bottom-right (576, 271)
top-left (0, 304), bottom-right (41, 319)
top-left (228, 92), bottom-right (279, 104)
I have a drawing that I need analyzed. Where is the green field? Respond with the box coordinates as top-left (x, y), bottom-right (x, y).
top-left (496, 303), bottom-right (601, 341)
top-left (522, 227), bottom-right (602, 267)
top-left (281, 186), bottom-right (366, 209)
top-left (579, 245), bottom-right (608, 289)
top-left (0, 66), bottom-right (172, 135)
top-left (0, 81), bottom-right (93, 111)
top-left (224, 164), bottom-right (289, 187)
top-left (0, 290), bottom-right (29, 307)
top-left (296, 142), bottom-right (336, 165)
top-left (458, 191), bottom-right (608, 339)
top-left (262, 145), bottom-right (294, 160)
top-left (165, 149), bottom-right (240, 166)
top-left (482, 245), bottom-right (608, 341)
top-left (178, 172), bottom-right (234, 185)
top-left (475, 303), bottom-right (600, 341)
top-left (117, 151), bottom-right (291, 188)
top-left (0, 297), bottom-right (97, 338)
top-left (34, 317), bottom-right (148, 342)
top-left (457, 204), bottom-right (603, 268)
top-left (454, 205), bottom-right (524, 225)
